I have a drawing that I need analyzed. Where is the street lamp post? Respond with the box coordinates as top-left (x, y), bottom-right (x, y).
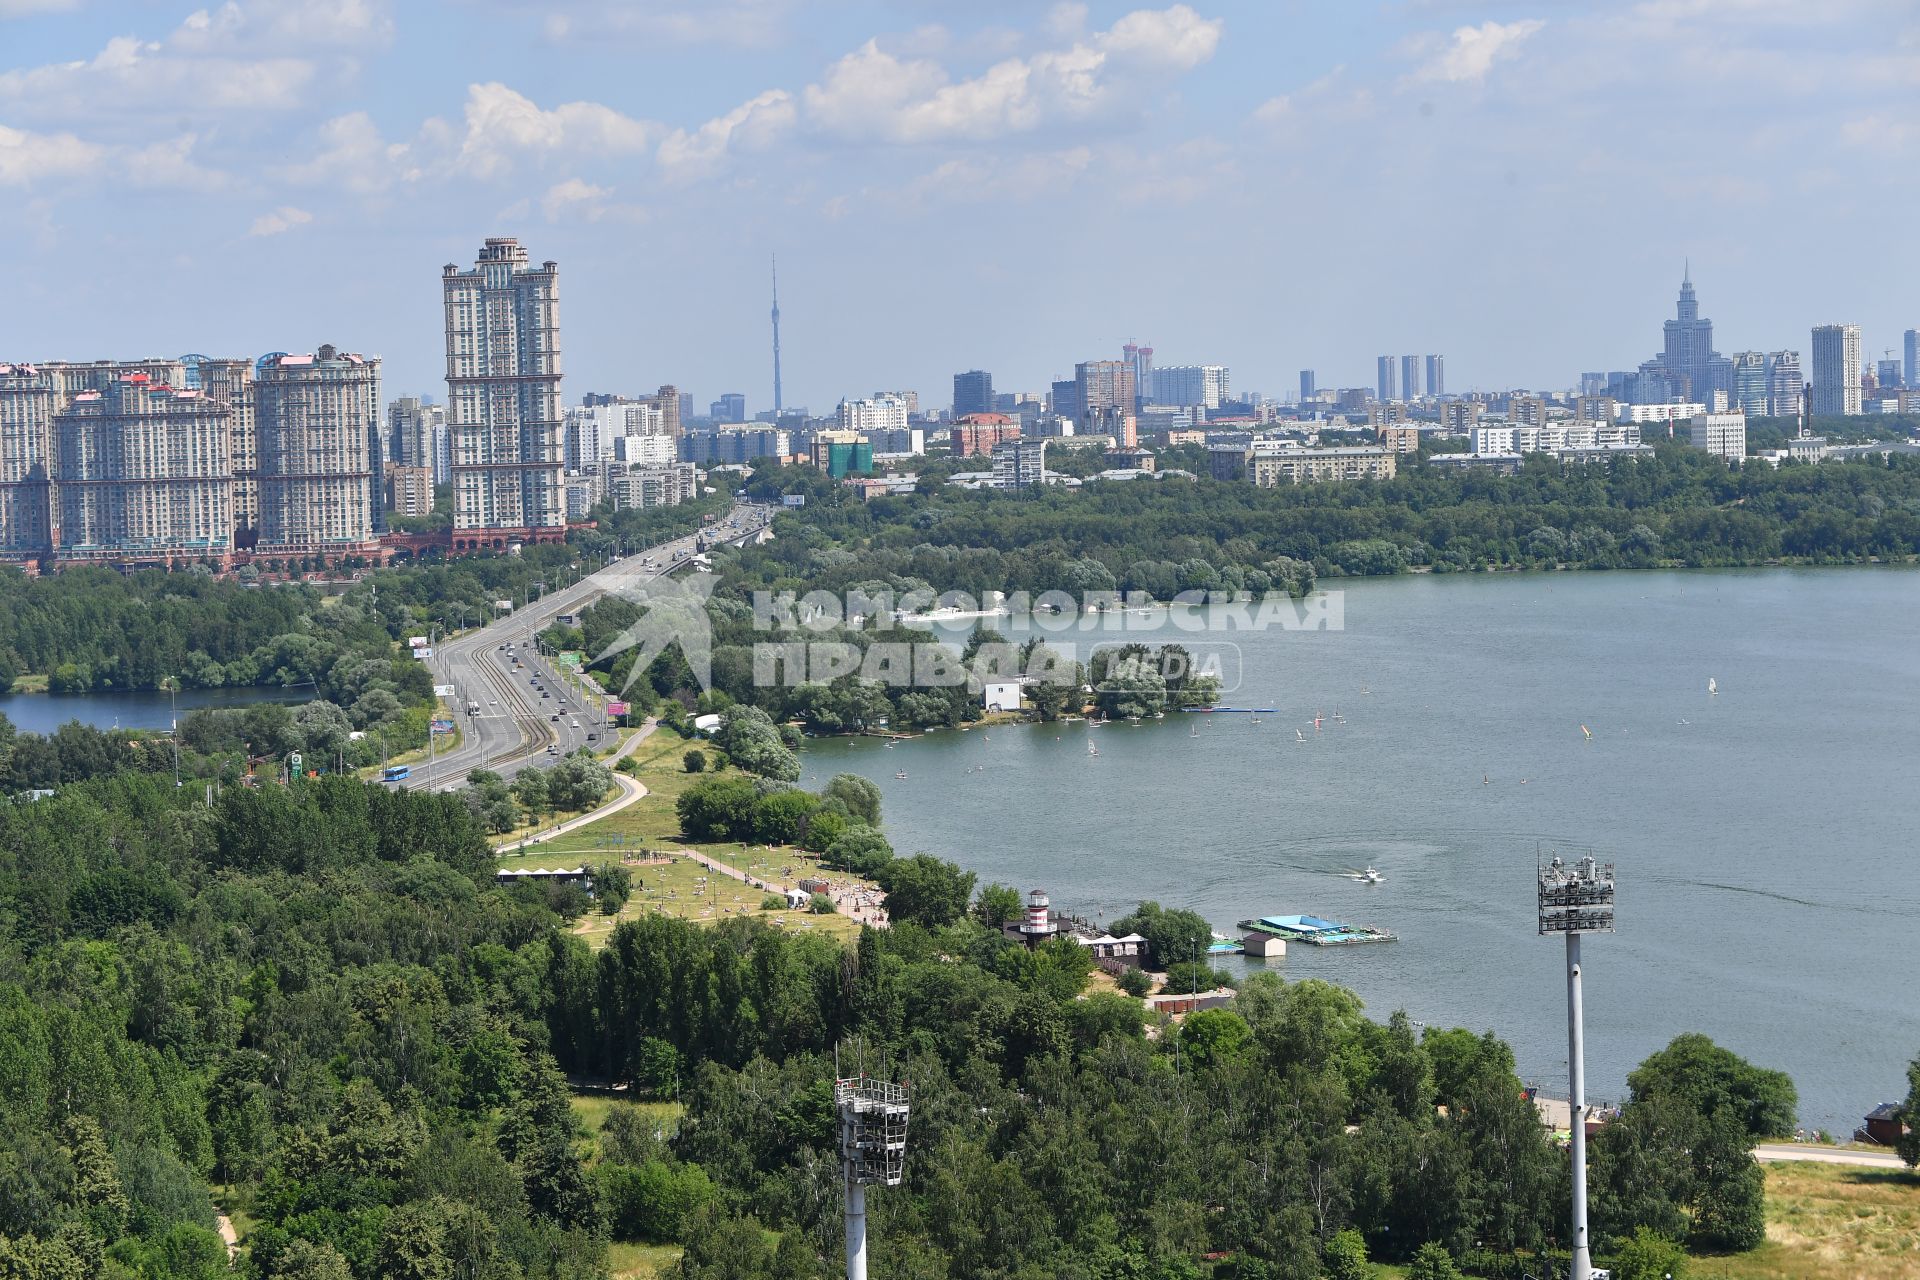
top-left (1538, 854), bottom-right (1616, 1280)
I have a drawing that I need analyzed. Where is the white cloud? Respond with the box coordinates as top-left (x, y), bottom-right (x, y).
top-left (0, 0), bottom-right (388, 126)
top-left (458, 82), bottom-right (658, 178)
top-left (656, 89), bottom-right (797, 180)
top-left (248, 205), bottom-right (313, 236)
top-left (539, 177), bottom-right (646, 222)
top-left (800, 4), bottom-right (1223, 146)
top-left (278, 111), bottom-right (426, 194)
top-left (1405, 19), bottom-right (1545, 86)
top-left (0, 122), bottom-right (102, 184)
top-left (514, 0), bottom-right (797, 47)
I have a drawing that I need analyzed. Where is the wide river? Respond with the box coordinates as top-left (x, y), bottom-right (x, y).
top-left (799, 568), bottom-right (1920, 1134)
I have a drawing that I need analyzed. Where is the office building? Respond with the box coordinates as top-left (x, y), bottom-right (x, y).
top-left (1730, 352), bottom-right (1769, 418)
top-left (1766, 352), bottom-right (1802, 419)
top-left (992, 438), bottom-right (1048, 489)
top-left (1906, 330), bottom-right (1918, 391)
top-left (1151, 364), bottom-right (1230, 410)
top-left (1426, 355), bottom-right (1445, 398)
top-left (952, 413), bottom-right (1020, 457)
top-left (1875, 358), bottom-right (1902, 391)
top-left (1810, 325), bottom-right (1862, 417)
top-left (1401, 355), bottom-right (1420, 401)
top-left (1688, 411), bottom-right (1747, 463)
top-left (811, 430), bottom-right (874, 478)
top-left (1122, 343), bottom-right (1153, 409)
top-left (0, 363), bottom-right (56, 558)
top-left (254, 346), bottom-right (383, 553)
top-left (1646, 267), bottom-right (1731, 404)
top-left (837, 396), bottom-right (909, 434)
top-left (1074, 360), bottom-right (1134, 424)
top-left (55, 375), bottom-right (233, 565)
top-left (443, 237), bottom-right (564, 546)
top-left (1299, 370), bottom-right (1316, 402)
top-left (681, 427), bottom-right (791, 465)
top-left (1376, 355), bottom-right (1396, 403)
top-left (953, 370), bottom-right (994, 419)
top-left (710, 392), bottom-right (746, 423)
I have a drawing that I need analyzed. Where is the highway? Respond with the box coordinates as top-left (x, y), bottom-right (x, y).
top-left (402, 504), bottom-right (770, 791)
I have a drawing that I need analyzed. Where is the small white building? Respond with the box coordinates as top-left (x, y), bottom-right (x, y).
top-left (981, 679), bottom-right (1022, 712)
top-left (1687, 411), bottom-right (1747, 464)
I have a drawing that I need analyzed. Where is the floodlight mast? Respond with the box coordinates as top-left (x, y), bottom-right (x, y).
top-left (835, 1072), bottom-right (909, 1280)
top-left (1538, 854), bottom-right (1615, 1280)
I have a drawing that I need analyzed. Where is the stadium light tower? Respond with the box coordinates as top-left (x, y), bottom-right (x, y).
top-left (1538, 854), bottom-right (1615, 1280)
top-left (836, 1072), bottom-right (910, 1280)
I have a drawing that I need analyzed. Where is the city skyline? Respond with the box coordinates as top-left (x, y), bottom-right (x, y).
top-left (3, 2), bottom-right (1918, 406)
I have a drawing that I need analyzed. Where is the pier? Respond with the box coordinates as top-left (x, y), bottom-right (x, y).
top-left (1237, 913), bottom-right (1396, 946)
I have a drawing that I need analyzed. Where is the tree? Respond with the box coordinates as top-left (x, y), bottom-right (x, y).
top-left (1110, 900), bottom-right (1212, 971)
top-left (683, 749), bottom-right (707, 773)
top-left (975, 883), bottom-right (1022, 929)
top-left (713, 707), bottom-right (801, 781)
top-left (1609, 1228), bottom-right (1687, 1280)
top-left (1627, 1033), bottom-right (1798, 1138)
top-left (1117, 967), bottom-right (1153, 998)
top-left (1405, 1242), bottom-right (1462, 1280)
top-left (1898, 1052), bottom-right (1920, 1170)
top-left (878, 854), bottom-right (976, 929)
top-left (1321, 1228), bottom-right (1371, 1280)
top-left (822, 773), bottom-right (882, 826)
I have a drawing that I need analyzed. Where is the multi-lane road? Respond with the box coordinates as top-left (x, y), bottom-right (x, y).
top-left (404, 504), bottom-right (769, 791)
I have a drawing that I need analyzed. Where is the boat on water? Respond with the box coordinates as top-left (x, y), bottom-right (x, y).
top-left (1087, 741), bottom-right (1100, 757)
top-left (1238, 913), bottom-right (1395, 946)
top-left (893, 771), bottom-right (908, 779)
top-left (1295, 729), bottom-right (1306, 743)
top-left (1708, 677), bottom-right (1718, 695)
top-left (1206, 933), bottom-right (1243, 956)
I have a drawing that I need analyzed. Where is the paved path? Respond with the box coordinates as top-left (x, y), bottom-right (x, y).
top-left (499, 720), bottom-right (659, 854)
top-left (215, 1213), bottom-right (238, 1260)
top-left (1754, 1143), bottom-right (1911, 1169)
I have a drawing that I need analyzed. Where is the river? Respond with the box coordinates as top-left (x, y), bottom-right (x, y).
top-left (0, 684), bottom-right (314, 736)
top-left (798, 568), bottom-right (1920, 1134)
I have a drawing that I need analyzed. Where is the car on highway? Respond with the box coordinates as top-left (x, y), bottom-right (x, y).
top-left (550, 714), bottom-right (559, 722)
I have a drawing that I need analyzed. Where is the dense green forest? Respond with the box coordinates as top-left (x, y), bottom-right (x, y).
top-left (733, 445), bottom-right (1920, 588)
top-left (0, 763), bottom-right (1812, 1279)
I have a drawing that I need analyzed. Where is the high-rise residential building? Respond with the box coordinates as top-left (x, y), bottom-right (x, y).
top-left (710, 392), bottom-right (747, 423)
top-left (562, 406), bottom-right (606, 473)
top-left (1401, 355), bottom-right (1420, 400)
top-left (0, 362), bottom-right (56, 559)
top-left (837, 396), bottom-right (909, 433)
top-left (385, 464), bottom-right (433, 519)
top-left (1122, 343), bottom-right (1153, 409)
top-left (1151, 365), bottom-right (1230, 410)
top-left (872, 389), bottom-right (918, 417)
top-left (951, 414), bottom-right (1020, 457)
top-left (992, 438), bottom-right (1048, 489)
top-left (1074, 361), bottom-right (1134, 429)
top-left (1810, 325), bottom-right (1862, 417)
top-left (1376, 355), bottom-right (1396, 403)
top-left (55, 375), bottom-right (233, 565)
top-left (953, 370), bottom-right (994, 418)
top-left (442, 237), bottom-right (564, 547)
top-left (429, 411), bottom-right (450, 486)
top-left (1905, 330), bottom-right (1918, 391)
top-left (388, 395), bottom-right (432, 468)
top-left (1425, 355), bottom-right (1445, 399)
top-left (196, 358), bottom-right (257, 538)
top-left (1299, 370), bottom-right (1316, 402)
top-left (1730, 352), bottom-right (1770, 417)
top-left (254, 346), bottom-right (383, 553)
top-left (1765, 352), bottom-right (1802, 418)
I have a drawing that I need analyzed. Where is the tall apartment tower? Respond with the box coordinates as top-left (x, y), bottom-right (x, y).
top-left (1376, 355), bottom-right (1396, 402)
top-left (1299, 370), bottom-right (1316, 402)
top-left (443, 237), bottom-right (564, 548)
top-left (1810, 325), bottom-right (1862, 417)
top-left (388, 395), bottom-right (433, 468)
top-left (1122, 342), bottom-right (1153, 409)
top-left (1765, 352), bottom-right (1802, 417)
top-left (1906, 329), bottom-right (1918, 391)
top-left (1074, 360), bottom-right (1135, 425)
top-left (953, 370), bottom-right (994, 418)
top-left (1425, 354), bottom-right (1444, 398)
top-left (55, 375), bottom-right (233, 566)
top-left (197, 358), bottom-right (258, 539)
top-left (255, 346), bottom-right (383, 554)
top-left (1401, 355), bottom-right (1420, 400)
top-left (1730, 351), bottom-right (1769, 417)
top-left (0, 362), bottom-right (57, 559)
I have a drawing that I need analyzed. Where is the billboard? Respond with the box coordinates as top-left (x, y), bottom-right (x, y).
top-left (605, 701), bottom-right (630, 717)
top-left (430, 719), bottom-right (454, 734)
top-left (558, 650), bottom-right (583, 668)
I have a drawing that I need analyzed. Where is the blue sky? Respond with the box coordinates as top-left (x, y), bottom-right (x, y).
top-left (2, 0), bottom-right (1916, 411)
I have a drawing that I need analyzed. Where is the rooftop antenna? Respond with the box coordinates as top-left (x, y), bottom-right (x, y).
top-left (1538, 849), bottom-right (1616, 1280)
top-left (835, 1043), bottom-right (909, 1280)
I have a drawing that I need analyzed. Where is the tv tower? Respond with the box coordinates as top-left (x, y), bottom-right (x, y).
top-left (771, 255), bottom-right (783, 415)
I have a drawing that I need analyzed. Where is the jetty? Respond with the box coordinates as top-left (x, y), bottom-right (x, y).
top-left (1237, 913), bottom-right (1396, 946)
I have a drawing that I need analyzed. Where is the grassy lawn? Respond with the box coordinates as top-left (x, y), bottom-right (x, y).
top-left (572, 1093), bottom-right (688, 1278)
top-left (499, 733), bottom-right (877, 950)
top-left (1709, 1161), bottom-right (1920, 1280)
top-left (606, 1241), bottom-right (684, 1279)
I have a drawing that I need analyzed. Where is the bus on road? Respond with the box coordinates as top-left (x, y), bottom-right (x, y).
top-left (381, 765), bottom-right (411, 783)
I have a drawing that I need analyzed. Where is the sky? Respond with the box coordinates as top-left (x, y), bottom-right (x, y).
top-left (2, 0), bottom-right (1917, 412)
